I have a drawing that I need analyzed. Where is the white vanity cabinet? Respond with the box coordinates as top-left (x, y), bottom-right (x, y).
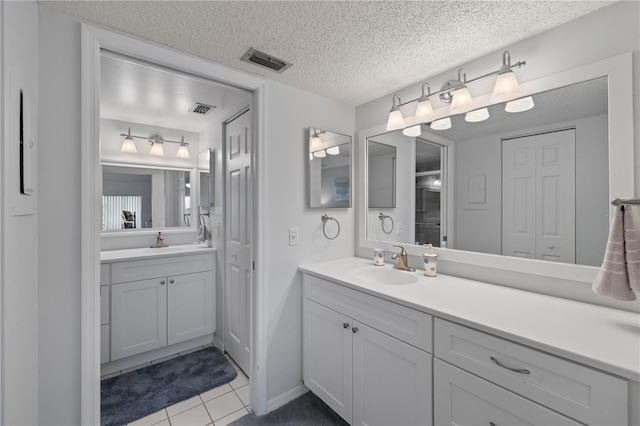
top-left (102, 249), bottom-right (214, 364)
top-left (433, 318), bottom-right (629, 426)
top-left (303, 274), bottom-right (433, 426)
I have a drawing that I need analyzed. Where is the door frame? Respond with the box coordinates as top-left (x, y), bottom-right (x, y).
top-left (80, 24), bottom-right (269, 423)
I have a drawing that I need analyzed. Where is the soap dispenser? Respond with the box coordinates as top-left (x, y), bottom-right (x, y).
top-left (422, 244), bottom-right (438, 277)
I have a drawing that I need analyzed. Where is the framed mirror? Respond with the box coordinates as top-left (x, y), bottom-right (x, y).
top-left (198, 148), bottom-right (215, 208)
top-left (308, 128), bottom-right (352, 208)
top-left (358, 53), bottom-right (634, 281)
top-left (101, 163), bottom-right (193, 231)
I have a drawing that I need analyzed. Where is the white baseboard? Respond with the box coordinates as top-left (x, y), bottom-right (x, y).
top-left (212, 335), bottom-right (224, 353)
top-left (267, 384), bottom-right (309, 412)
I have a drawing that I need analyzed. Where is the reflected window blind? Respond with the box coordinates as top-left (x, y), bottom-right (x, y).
top-left (102, 195), bottom-right (142, 230)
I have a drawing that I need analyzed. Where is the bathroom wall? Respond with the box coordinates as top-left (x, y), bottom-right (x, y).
top-left (2, 2), bottom-right (39, 424)
top-left (36, 6), bottom-right (355, 422)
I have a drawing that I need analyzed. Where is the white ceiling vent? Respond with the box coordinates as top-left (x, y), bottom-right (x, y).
top-left (189, 102), bottom-right (216, 115)
top-left (241, 47), bottom-right (292, 73)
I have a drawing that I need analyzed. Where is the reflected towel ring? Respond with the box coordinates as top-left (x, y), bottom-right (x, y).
top-left (378, 213), bottom-right (394, 234)
top-left (321, 214), bottom-right (341, 240)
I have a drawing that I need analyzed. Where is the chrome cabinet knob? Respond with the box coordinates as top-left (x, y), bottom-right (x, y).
top-left (160, 280), bottom-right (165, 285)
top-left (548, 244), bottom-right (555, 249)
top-left (352, 327), bottom-right (359, 334)
top-left (343, 323), bottom-right (349, 329)
top-left (169, 279), bottom-right (174, 284)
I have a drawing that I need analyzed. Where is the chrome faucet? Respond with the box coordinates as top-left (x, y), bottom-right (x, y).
top-left (392, 245), bottom-right (415, 272)
top-left (151, 231), bottom-right (169, 248)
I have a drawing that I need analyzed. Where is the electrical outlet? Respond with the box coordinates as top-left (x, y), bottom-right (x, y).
top-left (289, 228), bottom-right (299, 246)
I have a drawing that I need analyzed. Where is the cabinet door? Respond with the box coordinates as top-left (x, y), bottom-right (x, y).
top-left (167, 271), bottom-right (214, 345)
top-left (303, 300), bottom-right (352, 424)
top-left (111, 278), bottom-right (167, 361)
top-left (434, 359), bottom-right (580, 426)
top-left (353, 322), bottom-right (432, 426)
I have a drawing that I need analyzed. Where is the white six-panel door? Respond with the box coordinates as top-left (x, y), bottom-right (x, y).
top-left (502, 129), bottom-right (575, 263)
top-left (225, 108), bottom-right (252, 374)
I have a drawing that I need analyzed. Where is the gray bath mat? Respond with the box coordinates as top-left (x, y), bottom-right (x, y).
top-left (101, 346), bottom-right (236, 426)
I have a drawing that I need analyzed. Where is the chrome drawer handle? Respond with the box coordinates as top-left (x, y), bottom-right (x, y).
top-left (490, 356), bottom-right (530, 374)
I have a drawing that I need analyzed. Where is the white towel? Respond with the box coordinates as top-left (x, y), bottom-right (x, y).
top-left (592, 205), bottom-right (636, 301)
top-left (625, 205), bottom-right (640, 290)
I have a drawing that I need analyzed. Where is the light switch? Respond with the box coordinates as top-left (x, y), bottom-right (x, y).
top-left (289, 228), bottom-right (299, 246)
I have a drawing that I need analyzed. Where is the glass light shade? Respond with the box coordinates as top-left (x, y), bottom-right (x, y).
top-left (402, 125), bottom-right (421, 137)
top-left (326, 146), bottom-right (340, 155)
top-left (414, 96), bottom-right (434, 123)
top-left (310, 135), bottom-right (323, 152)
top-left (465, 108), bottom-right (490, 123)
top-left (386, 106), bottom-right (405, 131)
top-left (505, 96), bottom-right (535, 113)
top-left (449, 86), bottom-right (474, 114)
top-left (430, 117), bottom-right (452, 130)
top-left (313, 149), bottom-right (326, 158)
top-left (491, 70), bottom-right (520, 102)
top-left (149, 141), bottom-right (164, 156)
top-left (176, 143), bottom-right (190, 159)
top-left (120, 136), bottom-right (137, 153)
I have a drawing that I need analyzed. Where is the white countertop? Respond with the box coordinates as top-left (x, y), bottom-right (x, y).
top-left (299, 257), bottom-right (640, 382)
top-left (101, 244), bottom-right (216, 263)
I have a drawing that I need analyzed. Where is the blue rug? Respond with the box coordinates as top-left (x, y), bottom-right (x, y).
top-left (229, 391), bottom-right (348, 426)
top-left (101, 346), bottom-right (237, 426)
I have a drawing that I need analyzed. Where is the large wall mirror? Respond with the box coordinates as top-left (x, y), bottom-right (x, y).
top-left (358, 53), bottom-right (634, 279)
top-left (308, 128), bottom-right (352, 208)
top-left (102, 163), bottom-right (193, 232)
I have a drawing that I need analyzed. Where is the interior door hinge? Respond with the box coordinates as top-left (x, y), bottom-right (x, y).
top-left (252, 261), bottom-right (255, 271)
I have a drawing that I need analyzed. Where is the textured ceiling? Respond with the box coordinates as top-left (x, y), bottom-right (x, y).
top-left (40, 1), bottom-right (614, 106)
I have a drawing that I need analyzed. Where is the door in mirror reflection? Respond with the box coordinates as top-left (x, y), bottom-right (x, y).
top-left (415, 140), bottom-right (445, 247)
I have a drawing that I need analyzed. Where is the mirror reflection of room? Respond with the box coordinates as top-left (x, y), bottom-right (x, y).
top-left (308, 128), bottom-right (352, 208)
top-left (365, 77), bottom-right (609, 267)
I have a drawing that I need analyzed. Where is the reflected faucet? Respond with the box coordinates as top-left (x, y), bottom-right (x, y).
top-left (392, 245), bottom-right (416, 272)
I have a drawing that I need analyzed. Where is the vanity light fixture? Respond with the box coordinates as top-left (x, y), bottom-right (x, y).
top-left (119, 130), bottom-right (191, 158)
top-left (326, 146), bottom-right (340, 155)
top-left (505, 96), bottom-right (535, 113)
top-left (386, 95), bottom-right (405, 131)
top-left (310, 128), bottom-right (330, 158)
top-left (385, 50), bottom-right (526, 132)
top-left (465, 108), bottom-right (490, 123)
top-left (430, 117), bottom-right (451, 131)
top-left (314, 149), bottom-right (327, 158)
top-left (402, 125), bottom-right (422, 137)
top-left (120, 128), bottom-right (137, 153)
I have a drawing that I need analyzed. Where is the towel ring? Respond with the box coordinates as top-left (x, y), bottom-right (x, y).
top-left (379, 213), bottom-right (394, 234)
top-left (321, 214), bottom-right (340, 240)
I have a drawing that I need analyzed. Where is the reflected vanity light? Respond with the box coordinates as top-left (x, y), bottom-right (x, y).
top-left (120, 128), bottom-right (137, 153)
top-left (120, 129), bottom-right (190, 158)
top-left (326, 146), bottom-right (340, 155)
top-left (505, 96), bottom-right (535, 113)
top-left (430, 117), bottom-right (451, 130)
top-left (402, 125), bottom-right (421, 137)
top-left (314, 149), bottom-right (327, 158)
top-left (465, 108), bottom-right (490, 122)
top-left (386, 50), bottom-right (526, 131)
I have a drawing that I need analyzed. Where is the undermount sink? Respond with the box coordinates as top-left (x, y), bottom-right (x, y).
top-left (350, 266), bottom-right (420, 285)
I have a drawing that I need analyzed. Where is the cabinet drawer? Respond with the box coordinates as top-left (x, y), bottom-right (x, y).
top-left (434, 359), bottom-right (580, 426)
top-left (111, 253), bottom-right (213, 283)
top-left (303, 274), bottom-right (432, 352)
top-left (435, 319), bottom-right (628, 425)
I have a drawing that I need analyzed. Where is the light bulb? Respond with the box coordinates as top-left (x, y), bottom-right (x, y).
top-left (414, 95), bottom-right (433, 123)
top-left (465, 108), bottom-right (490, 123)
top-left (326, 146), bottom-right (340, 155)
top-left (402, 125), bottom-right (421, 137)
top-left (386, 105), bottom-right (405, 130)
top-left (149, 141), bottom-right (164, 156)
top-left (313, 149), bottom-right (327, 158)
top-left (310, 132), bottom-right (323, 152)
top-left (505, 96), bottom-right (534, 113)
top-left (430, 117), bottom-right (451, 131)
top-left (449, 86), bottom-right (474, 114)
top-left (492, 70), bottom-right (520, 103)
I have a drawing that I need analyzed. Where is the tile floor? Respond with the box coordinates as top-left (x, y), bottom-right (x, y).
top-left (102, 348), bottom-right (250, 426)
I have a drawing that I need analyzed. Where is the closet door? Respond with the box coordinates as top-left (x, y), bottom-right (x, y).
top-left (536, 129), bottom-right (575, 263)
top-left (502, 135), bottom-right (536, 258)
